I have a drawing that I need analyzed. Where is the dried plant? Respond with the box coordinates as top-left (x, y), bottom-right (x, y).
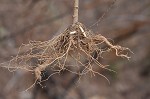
top-left (1, 0), bottom-right (131, 91)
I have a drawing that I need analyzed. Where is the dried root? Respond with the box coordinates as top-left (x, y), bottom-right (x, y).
top-left (1, 22), bottom-right (131, 90)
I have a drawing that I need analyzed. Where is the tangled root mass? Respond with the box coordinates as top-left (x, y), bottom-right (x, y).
top-left (3, 22), bottom-right (131, 86)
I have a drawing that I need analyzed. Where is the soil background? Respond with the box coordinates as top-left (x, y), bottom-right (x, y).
top-left (0, 0), bottom-right (150, 99)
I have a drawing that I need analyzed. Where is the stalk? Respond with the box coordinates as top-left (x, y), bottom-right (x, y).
top-left (73, 0), bottom-right (79, 25)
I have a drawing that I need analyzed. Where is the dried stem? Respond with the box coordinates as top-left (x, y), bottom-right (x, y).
top-left (73, 0), bottom-right (79, 25)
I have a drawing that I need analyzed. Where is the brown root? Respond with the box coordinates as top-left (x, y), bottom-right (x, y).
top-left (2, 22), bottom-right (131, 90)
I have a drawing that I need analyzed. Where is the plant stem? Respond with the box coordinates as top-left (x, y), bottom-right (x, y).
top-left (73, 0), bottom-right (79, 25)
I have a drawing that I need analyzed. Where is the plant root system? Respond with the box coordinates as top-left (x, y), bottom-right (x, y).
top-left (2, 22), bottom-right (131, 90)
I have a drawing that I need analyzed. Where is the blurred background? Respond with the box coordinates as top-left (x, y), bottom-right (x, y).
top-left (0, 0), bottom-right (150, 99)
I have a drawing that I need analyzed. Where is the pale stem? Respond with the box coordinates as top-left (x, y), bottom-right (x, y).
top-left (73, 0), bottom-right (79, 25)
